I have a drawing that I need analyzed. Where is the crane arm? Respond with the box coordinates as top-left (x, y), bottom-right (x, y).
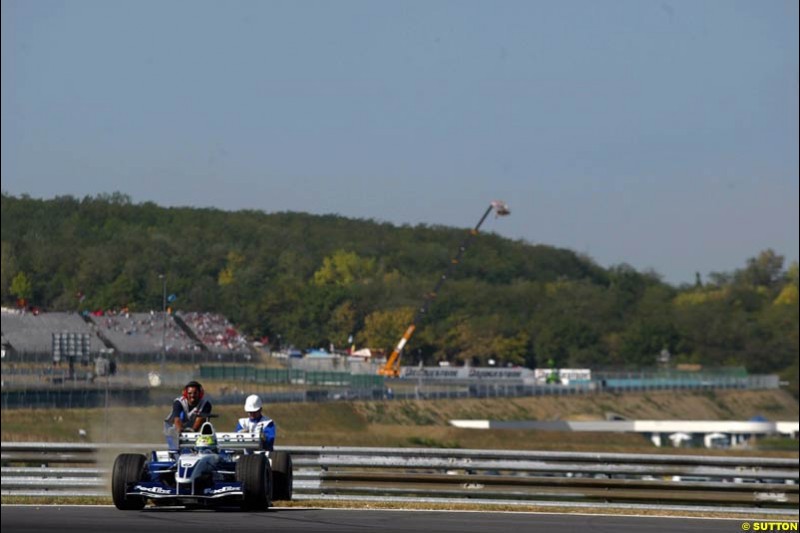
top-left (378, 201), bottom-right (510, 377)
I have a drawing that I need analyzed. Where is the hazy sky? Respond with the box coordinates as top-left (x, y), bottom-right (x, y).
top-left (2, 0), bottom-right (798, 285)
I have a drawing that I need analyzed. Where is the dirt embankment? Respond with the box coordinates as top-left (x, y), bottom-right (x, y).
top-left (347, 389), bottom-right (800, 426)
top-left (1, 389), bottom-right (796, 453)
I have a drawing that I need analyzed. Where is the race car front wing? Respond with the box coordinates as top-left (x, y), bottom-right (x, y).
top-left (128, 481), bottom-right (245, 499)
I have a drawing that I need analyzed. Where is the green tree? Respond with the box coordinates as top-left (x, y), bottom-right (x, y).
top-left (1, 241), bottom-right (19, 302)
top-left (738, 249), bottom-right (785, 288)
top-left (106, 273), bottom-right (137, 308)
top-left (440, 320), bottom-right (495, 365)
top-left (327, 301), bottom-right (358, 348)
top-left (218, 251), bottom-right (245, 287)
top-left (360, 307), bottom-right (414, 353)
top-left (491, 332), bottom-right (529, 366)
top-left (312, 250), bottom-right (376, 286)
top-left (10, 271), bottom-right (33, 303)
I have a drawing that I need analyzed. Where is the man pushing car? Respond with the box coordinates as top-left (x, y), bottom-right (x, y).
top-left (235, 394), bottom-right (276, 451)
top-left (163, 380), bottom-right (212, 448)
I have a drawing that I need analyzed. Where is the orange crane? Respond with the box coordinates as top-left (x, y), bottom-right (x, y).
top-left (378, 200), bottom-right (511, 377)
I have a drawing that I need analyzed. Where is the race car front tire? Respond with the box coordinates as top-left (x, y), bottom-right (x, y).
top-left (271, 451), bottom-right (293, 501)
top-left (236, 454), bottom-right (272, 511)
top-left (112, 453), bottom-right (147, 510)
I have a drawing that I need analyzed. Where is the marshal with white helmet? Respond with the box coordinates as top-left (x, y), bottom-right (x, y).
top-left (244, 394), bottom-right (262, 412)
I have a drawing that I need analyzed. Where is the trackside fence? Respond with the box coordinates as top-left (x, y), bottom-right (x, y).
top-left (1, 442), bottom-right (797, 513)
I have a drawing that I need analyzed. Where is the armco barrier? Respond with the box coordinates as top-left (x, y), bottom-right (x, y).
top-left (1, 443), bottom-right (798, 513)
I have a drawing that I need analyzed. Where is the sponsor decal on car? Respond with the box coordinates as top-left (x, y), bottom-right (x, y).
top-left (204, 485), bottom-right (240, 495)
top-left (134, 484), bottom-right (172, 495)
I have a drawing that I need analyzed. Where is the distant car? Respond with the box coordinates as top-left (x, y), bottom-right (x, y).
top-left (112, 422), bottom-right (293, 511)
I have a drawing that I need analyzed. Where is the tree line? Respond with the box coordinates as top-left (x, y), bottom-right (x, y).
top-left (1, 193), bottom-right (797, 392)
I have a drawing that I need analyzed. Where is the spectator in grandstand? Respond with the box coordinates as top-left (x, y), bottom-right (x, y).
top-left (163, 381), bottom-right (212, 447)
top-left (235, 394), bottom-right (276, 451)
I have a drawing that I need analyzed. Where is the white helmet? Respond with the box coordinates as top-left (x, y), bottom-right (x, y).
top-left (244, 394), bottom-right (263, 412)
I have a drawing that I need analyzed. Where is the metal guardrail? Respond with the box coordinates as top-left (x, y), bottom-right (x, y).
top-left (2, 443), bottom-right (798, 513)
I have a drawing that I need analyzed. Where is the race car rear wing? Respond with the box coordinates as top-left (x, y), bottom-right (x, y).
top-left (178, 431), bottom-right (263, 450)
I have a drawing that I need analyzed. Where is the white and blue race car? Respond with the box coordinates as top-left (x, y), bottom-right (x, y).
top-left (112, 422), bottom-right (292, 510)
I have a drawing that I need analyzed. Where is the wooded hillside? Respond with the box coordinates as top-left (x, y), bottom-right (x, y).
top-left (2, 193), bottom-right (797, 387)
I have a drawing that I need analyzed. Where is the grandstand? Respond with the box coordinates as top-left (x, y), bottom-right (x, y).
top-left (178, 311), bottom-right (249, 354)
top-left (89, 311), bottom-right (201, 356)
top-left (1, 309), bottom-right (98, 358)
top-left (2, 309), bottom-right (251, 362)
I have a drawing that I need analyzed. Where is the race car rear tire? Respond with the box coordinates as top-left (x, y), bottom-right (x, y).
top-left (112, 453), bottom-right (147, 510)
top-left (236, 454), bottom-right (272, 511)
top-left (271, 451), bottom-right (293, 501)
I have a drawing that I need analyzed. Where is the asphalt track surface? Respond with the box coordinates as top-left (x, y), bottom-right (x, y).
top-left (0, 505), bottom-right (758, 533)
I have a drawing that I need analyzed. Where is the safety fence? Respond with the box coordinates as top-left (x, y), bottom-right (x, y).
top-left (1, 442), bottom-right (797, 514)
top-left (199, 366), bottom-right (385, 388)
top-left (1, 372), bottom-right (780, 409)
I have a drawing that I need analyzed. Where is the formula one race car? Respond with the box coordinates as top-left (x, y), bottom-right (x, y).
top-left (112, 422), bottom-right (293, 510)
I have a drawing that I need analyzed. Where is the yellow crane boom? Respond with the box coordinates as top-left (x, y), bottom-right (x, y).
top-left (378, 201), bottom-right (511, 377)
